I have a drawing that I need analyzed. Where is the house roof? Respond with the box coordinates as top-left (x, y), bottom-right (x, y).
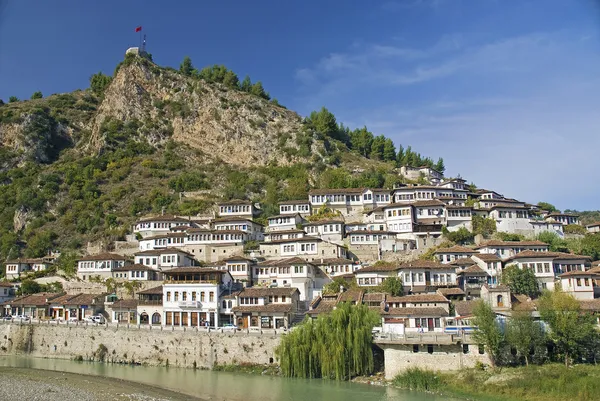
top-left (483, 284), bottom-right (510, 292)
top-left (449, 257), bottom-right (476, 267)
top-left (410, 200), bottom-right (446, 207)
top-left (0, 282), bottom-right (13, 288)
top-left (77, 253), bottom-right (126, 262)
top-left (383, 307), bottom-right (449, 317)
top-left (348, 230), bottom-right (396, 235)
top-left (559, 270), bottom-right (598, 278)
top-left (222, 255), bottom-right (254, 263)
top-left (362, 292), bottom-right (386, 302)
top-left (307, 297), bottom-right (337, 315)
top-left (386, 294), bottom-right (449, 303)
top-left (262, 236), bottom-right (323, 244)
top-left (437, 288), bottom-right (465, 296)
top-left (136, 214), bottom-right (190, 223)
top-left (138, 286), bottom-right (163, 295)
top-left (303, 219), bottom-right (345, 226)
top-left (308, 188), bottom-right (366, 195)
top-left (5, 258), bottom-right (51, 265)
top-left (142, 233), bottom-right (188, 241)
top-left (512, 294), bottom-right (537, 311)
top-left (218, 199), bottom-right (253, 206)
top-left (472, 253), bottom-right (501, 262)
top-left (454, 300), bottom-right (477, 316)
top-left (212, 216), bottom-right (260, 224)
top-left (476, 240), bottom-right (549, 248)
top-left (110, 299), bottom-right (139, 309)
top-left (278, 200), bottom-right (310, 205)
top-left (457, 265), bottom-right (488, 275)
top-left (547, 212), bottom-right (579, 218)
top-left (232, 303), bottom-right (294, 313)
top-left (338, 288), bottom-right (364, 303)
top-left (398, 260), bottom-right (453, 270)
top-left (237, 287), bottom-right (299, 297)
top-left (580, 299), bottom-right (600, 312)
top-left (256, 257), bottom-right (315, 267)
top-left (264, 229), bottom-right (305, 235)
top-left (434, 245), bottom-right (476, 254)
top-left (356, 263), bottom-right (400, 273)
top-left (6, 292), bottom-right (62, 306)
top-left (553, 253), bottom-right (592, 261)
top-left (506, 250), bottom-right (561, 261)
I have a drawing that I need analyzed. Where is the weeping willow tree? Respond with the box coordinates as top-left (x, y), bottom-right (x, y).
top-left (276, 302), bottom-right (380, 380)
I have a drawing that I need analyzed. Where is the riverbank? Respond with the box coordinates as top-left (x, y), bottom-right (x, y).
top-left (393, 364), bottom-right (600, 401)
top-left (0, 367), bottom-right (201, 401)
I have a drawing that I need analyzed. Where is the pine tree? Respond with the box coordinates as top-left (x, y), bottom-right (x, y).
top-left (434, 157), bottom-right (446, 174)
top-left (383, 138), bottom-right (396, 162)
top-left (179, 56), bottom-right (194, 76)
top-left (241, 75), bottom-right (252, 92)
top-left (250, 81), bottom-right (270, 100)
top-left (396, 145), bottom-right (405, 166)
top-left (30, 91), bottom-right (43, 100)
top-left (369, 135), bottom-right (386, 160)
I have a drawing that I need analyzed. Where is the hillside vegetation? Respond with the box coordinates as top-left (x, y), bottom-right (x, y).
top-left (0, 53), bottom-right (442, 262)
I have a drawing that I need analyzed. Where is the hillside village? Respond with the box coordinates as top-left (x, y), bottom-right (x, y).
top-left (3, 165), bottom-right (600, 336)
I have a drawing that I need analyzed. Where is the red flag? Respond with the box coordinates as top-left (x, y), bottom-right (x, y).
top-left (135, 26), bottom-right (142, 32)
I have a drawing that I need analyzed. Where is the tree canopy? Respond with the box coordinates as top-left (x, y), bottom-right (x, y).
top-left (276, 303), bottom-right (380, 380)
top-left (179, 56), bottom-right (194, 76)
top-left (89, 72), bottom-right (112, 97)
top-left (31, 91), bottom-right (43, 100)
top-left (472, 300), bottom-right (504, 368)
top-left (502, 265), bottom-right (540, 298)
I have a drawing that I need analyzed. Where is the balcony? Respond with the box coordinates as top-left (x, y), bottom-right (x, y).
top-left (178, 301), bottom-right (201, 308)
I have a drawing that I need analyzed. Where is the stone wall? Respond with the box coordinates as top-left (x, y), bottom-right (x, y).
top-left (381, 343), bottom-right (490, 379)
top-left (0, 323), bottom-right (280, 369)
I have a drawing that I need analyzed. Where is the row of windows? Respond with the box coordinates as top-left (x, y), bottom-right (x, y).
top-left (220, 205), bottom-right (251, 213)
top-left (448, 210), bottom-right (471, 217)
top-left (215, 224), bottom-right (253, 232)
top-left (187, 233), bottom-right (245, 242)
top-left (387, 209), bottom-right (411, 217)
top-left (280, 204), bottom-right (310, 213)
top-left (136, 222), bottom-right (185, 230)
top-left (166, 291), bottom-right (214, 302)
top-left (310, 194), bottom-right (391, 203)
top-left (522, 262), bottom-right (551, 274)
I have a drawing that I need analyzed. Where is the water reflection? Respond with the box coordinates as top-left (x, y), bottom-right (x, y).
top-left (0, 356), bottom-right (452, 401)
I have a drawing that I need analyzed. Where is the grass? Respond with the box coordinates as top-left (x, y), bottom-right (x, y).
top-left (212, 363), bottom-right (280, 376)
top-left (393, 364), bottom-right (600, 401)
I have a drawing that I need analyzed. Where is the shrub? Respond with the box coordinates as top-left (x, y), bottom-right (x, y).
top-left (393, 368), bottom-right (441, 392)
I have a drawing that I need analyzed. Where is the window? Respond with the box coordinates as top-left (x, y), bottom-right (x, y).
top-left (209, 292), bottom-right (214, 302)
top-left (200, 292), bottom-right (205, 302)
top-left (192, 292), bottom-right (196, 301)
top-left (413, 345), bottom-right (419, 353)
top-left (166, 292), bottom-right (171, 302)
top-left (182, 292), bottom-right (187, 301)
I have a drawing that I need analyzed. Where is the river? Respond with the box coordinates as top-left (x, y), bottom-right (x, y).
top-left (0, 356), bottom-right (456, 401)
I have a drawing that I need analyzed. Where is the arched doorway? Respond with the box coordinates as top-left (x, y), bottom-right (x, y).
top-left (152, 312), bottom-right (161, 325)
top-left (497, 295), bottom-right (504, 307)
top-left (140, 313), bottom-right (149, 324)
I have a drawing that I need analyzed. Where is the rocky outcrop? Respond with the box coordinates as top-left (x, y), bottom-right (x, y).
top-left (88, 59), bottom-right (309, 167)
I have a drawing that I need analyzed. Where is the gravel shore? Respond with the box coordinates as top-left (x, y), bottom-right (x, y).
top-left (0, 367), bottom-right (202, 401)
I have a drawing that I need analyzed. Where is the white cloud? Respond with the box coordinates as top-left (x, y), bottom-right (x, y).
top-left (291, 29), bottom-right (600, 209)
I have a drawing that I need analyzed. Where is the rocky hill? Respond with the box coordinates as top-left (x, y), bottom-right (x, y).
top-left (0, 53), bottom-right (436, 263)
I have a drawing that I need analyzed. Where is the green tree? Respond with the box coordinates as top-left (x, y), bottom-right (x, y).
top-left (223, 69), bottom-right (240, 88)
top-left (563, 224), bottom-right (587, 235)
top-left (539, 290), bottom-right (598, 366)
top-left (9, 96), bottom-right (19, 103)
top-left (536, 232), bottom-right (569, 252)
top-left (443, 227), bottom-right (474, 244)
top-left (472, 300), bottom-right (504, 368)
top-left (505, 311), bottom-right (545, 366)
top-left (30, 91), bottom-right (43, 100)
top-left (250, 81), bottom-right (270, 100)
top-left (537, 202), bottom-right (557, 212)
top-left (54, 251), bottom-right (79, 277)
top-left (240, 75), bottom-right (252, 92)
top-left (369, 135), bottom-right (386, 160)
top-left (434, 157), bottom-right (445, 174)
top-left (19, 279), bottom-right (42, 295)
top-left (579, 233), bottom-right (600, 260)
top-left (323, 276), bottom-right (357, 294)
top-left (179, 56), bottom-right (194, 76)
top-left (123, 280), bottom-right (142, 298)
top-left (89, 72), bottom-right (112, 96)
top-left (317, 168), bottom-right (352, 189)
top-left (382, 139), bottom-right (396, 162)
top-left (308, 107), bottom-right (339, 139)
top-left (276, 303), bottom-right (380, 380)
top-left (24, 231), bottom-right (57, 258)
top-left (472, 215), bottom-right (497, 237)
top-left (379, 277), bottom-right (403, 296)
top-left (349, 127), bottom-right (374, 157)
top-left (502, 265), bottom-right (540, 298)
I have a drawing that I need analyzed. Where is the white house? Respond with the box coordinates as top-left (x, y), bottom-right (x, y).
top-left (259, 237), bottom-right (348, 261)
top-left (253, 258), bottom-right (329, 301)
top-left (133, 215), bottom-right (192, 238)
top-left (303, 219), bottom-right (345, 243)
top-left (445, 205), bottom-right (473, 231)
top-left (279, 200), bottom-right (311, 216)
top-left (314, 258), bottom-right (361, 277)
top-left (217, 200), bottom-right (257, 218)
top-left (133, 248), bottom-right (196, 271)
top-left (545, 212), bottom-right (580, 226)
top-left (504, 251), bottom-right (559, 291)
top-left (487, 204), bottom-right (532, 233)
top-left (398, 260), bottom-right (458, 292)
top-left (212, 217), bottom-right (264, 241)
top-left (231, 287), bottom-right (300, 329)
top-left (77, 253), bottom-right (129, 280)
top-left (382, 204), bottom-right (414, 233)
top-left (266, 214), bottom-right (305, 233)
top-left (398, 166), bottom-right (443, 184)
top-left (220, 255), bottom-right (255, 285)
top-left (4, 258), bottom-right (53, 280)
top-left (348, 230), bottom-right (394, 245)
top-left (0, 282), bottom-right (15, 303)
top-left (586, 222), bottom-right (600, 233)
top-left (112, 264), bottom-right (160, 281)
top-left (476, 240), bottom-right (550, 260)
top-left (162, 267), bottom-right (233, 328)
top-left (559, 271), bottom-right (597, 300)
top-left (471, 254), bottom-right (502, 285)
top-left (435, 245), bottom-right (477, 264)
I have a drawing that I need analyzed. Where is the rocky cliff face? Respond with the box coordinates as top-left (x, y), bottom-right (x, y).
top-left (87, 59), bottom-right (309, 167)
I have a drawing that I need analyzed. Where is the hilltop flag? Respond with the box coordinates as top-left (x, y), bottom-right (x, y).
top-left (135, 26), bottom-right (142, 32)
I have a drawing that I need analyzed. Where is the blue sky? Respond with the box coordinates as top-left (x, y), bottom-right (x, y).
top-left (1, 0), bottom-right (600, 210)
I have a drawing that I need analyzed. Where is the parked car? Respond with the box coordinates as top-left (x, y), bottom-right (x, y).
top-left (85, 315), bottom-right (105, 324)
top-left (222, 323), bottom-right (238, 332)
top-left (67, 317), bottom-right (79, 323)
top-left (14, 315), bottom-right (30, 322)
top-left (3, 315), bottom-right (12, 321)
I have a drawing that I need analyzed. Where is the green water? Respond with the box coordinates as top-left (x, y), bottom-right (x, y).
top-left (0, 356), bottom-right (454, 401)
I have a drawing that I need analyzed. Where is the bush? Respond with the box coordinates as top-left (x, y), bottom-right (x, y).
top-left (393, 368), bottom-right (441, 392)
